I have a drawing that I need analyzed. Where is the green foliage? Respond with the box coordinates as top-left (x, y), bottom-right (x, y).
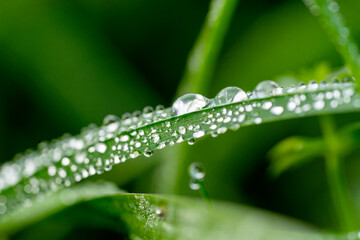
top-left (1, 0), bottom-right (360, 239)
top-left (0, 182), bottom-right (351, 240)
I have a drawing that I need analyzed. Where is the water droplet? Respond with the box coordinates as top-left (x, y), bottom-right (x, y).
top-left (193, 130), bottom-right (205, 138)
top-left (133, 110), bottom-right (142, 118)
top-left (119, 135), bottom-right (130, 142)
top-left (61, 157), bottom-right (70, 166)
top-left (171, 93), bottom-right (210, 116)
top-left (189, 179), bottom-right (200, 190)
top-left (153, 134), bottom-right (160, 143)
top-left (343, 76), bottom-right (355, 83)
top-left (48, 166), bottom-right (56, 176)
top-left (189, 162), bottom-right (205, 180)
top-left (328, 1), bottom-right (339, 12)
top-left (187, 138), bottom-right (196, 145)
top-left (211, 87), bottom-right (248, 106)
top-left (130, 151), bottom-right (140, 158)
top-left (121, 113), bottom-right (132, 121)
top-left (297, 82), bottom-right (306, 91)
top-left (143, 106), bottom-right (154, 114)
top-left (314, 100), bottom-right (325, 110)
top-left (95, 143), bottom-right (107, 153)
top-left (103, 115), bottom-right (120, 125)
top-left (252, 80), bottom-right (281, 98)
top-left (144, 149), bottom-right (153, 157)
top-left (155, 105), bottom-right (165, 111)
top-left (179, 126), bottom-right (186, 135)
top-left (307, 80), bottom-right (318, 91)
top-left (270, 106), bottom-right (284, 115)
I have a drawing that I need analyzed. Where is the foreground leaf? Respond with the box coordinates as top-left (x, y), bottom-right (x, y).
top-left (0, 186), bottom-right (352, 240)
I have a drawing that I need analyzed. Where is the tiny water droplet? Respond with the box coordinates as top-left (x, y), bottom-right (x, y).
top-left (193, 130), bottom-right (205, 138)
top-left (155, 105), bottom-right (165, 111)
top-left (187, 138), bottom-right (196, 145)
top-left (189, 162), bottom-right (205, 180)
top-left (328, 1), bottom-right (339, 12)
top-left (307, 80), bottom-right (318, 91)
top-left (189, 179), bottom-right (200, 190)
top-left (95, 143), bottom-right (107, 153)
top-left (132, 110), bottom-right (142, 118)
top-left (252, 80), bottom-right (281, 98)
top-left (144, 149), bottom-right (153, 157)
top-left (143, 106), bottom-right (154, 114)
top-left (171, 93), bottom-right (210, 116)
top-left (179, 126), bottom-right (186, 135)
top-left (343, 76), bottom-right (355, 83)
top-left (270, 106), bottom-right (284, 115)
top-left (103, 114), bottom-right (120, 125)
top-left (121, 112), bottom-right (132, 120)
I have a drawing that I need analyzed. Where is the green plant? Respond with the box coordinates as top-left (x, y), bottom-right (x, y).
top-left (1, 0), bottom-right (360, 239)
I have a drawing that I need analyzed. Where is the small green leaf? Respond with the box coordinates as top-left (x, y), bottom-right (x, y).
top-left (268, 136), bottom-right (326, 177)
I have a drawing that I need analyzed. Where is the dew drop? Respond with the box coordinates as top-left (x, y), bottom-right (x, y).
top-left (189, 179), bottom-right (200, 190)
top-left (48, 166), bottom-right (56, 176)
top-left (171, 93), bottom-right (210, 116)
top-left (132, 110), bottom-right (142, 118)
top-left (262, 101), bottom-right (272, 110)
top-left (307, 80), bottom-right (318, 91)
top-left (119, 135), bottom-right (130, 142)
top-left (144, 149), bottom-right (153, 157)
top-left (95, 143), bottom-right (107, 153)
top-left (193, 130), bottom-right (205, 138)
top-left (130, 151), bottom-right (140, 158)
top-left (143, 106), bottom-right (154, 114)
top-left (121, 113), bottom-right (132, 121)
top-left (179, 126), bottom-right (186, 135)
top-left (252, 80), bottom-right (281, 99)
top-left (187, 138), bottom-right (196, 145)
top-left (314, 100), bottom-right (325, 110)
top-left (153, 134), bottom-right (160, 143)
top-left (270, 106), bottom-right (284, 115)
top-left (211, 86), bottom-right (248, 106)
top-left (61, 157), bottom-right (70, 166)
top-left (103, 114), bottom-right (120, 125)
top-left (188, 162), bottom-right (205, 180)
top-left (328, 1), bottom-right (339, 12)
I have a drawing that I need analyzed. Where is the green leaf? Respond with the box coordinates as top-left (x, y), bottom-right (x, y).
top-left (1, 80), bottom-right (359, 216)
top-left (268, 136), bottom-right (326, 177)
top-left (1, 188), bottom-right (349, 240)
top-left (0, 181), bottom-right (121, 235)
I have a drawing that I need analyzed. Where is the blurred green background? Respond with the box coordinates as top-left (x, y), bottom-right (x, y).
top-left (2, 0), bottom-right (360, 237)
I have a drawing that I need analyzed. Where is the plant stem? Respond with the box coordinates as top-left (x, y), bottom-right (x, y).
top-left (319, 116), bottom-right (356, 231)
top-left (176, 0), bottom-right (240, 97)
top-left (198, 181), bottom-right (212, 207)
top-left (156, 0), bottom-right (239, 194)
top-left (304, 0), bottom-right (360, 82)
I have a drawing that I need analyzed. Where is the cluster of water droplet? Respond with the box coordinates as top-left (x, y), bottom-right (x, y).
top-left (0, 77), bottom-right (358, 216)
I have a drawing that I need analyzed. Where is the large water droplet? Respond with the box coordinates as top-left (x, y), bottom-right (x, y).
top-left (211, 87), bottom-right (248, 106)
top-left (251, 80), bottom-right (281, 99)
top-left (171, 94), bottom-right (210, 116)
